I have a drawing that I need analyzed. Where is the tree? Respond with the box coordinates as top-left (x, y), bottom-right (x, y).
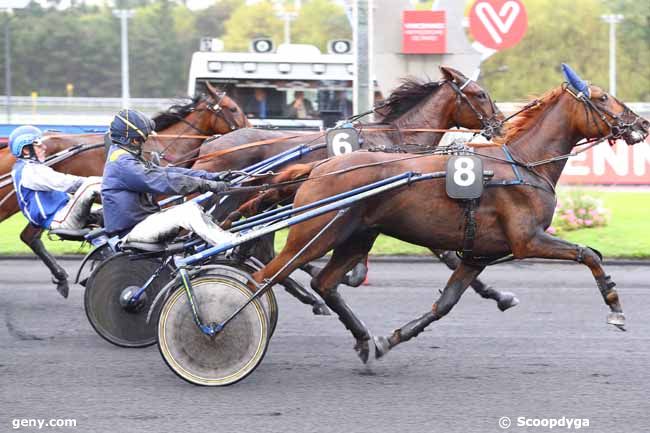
top-left (480, 0), bottom-right (609, 101)
top-left (606, 0), bottom-right (650, 100)
top-left (222, 1), bottom-right (283, 51)
top-left (292, 0), bottom-right (351, 52)
top-left (130, 0), bottom-right (192, 97)
top-left (195, 0), bottom-right (244, 39)
top-left (479, 0), bottom-right (649, 102)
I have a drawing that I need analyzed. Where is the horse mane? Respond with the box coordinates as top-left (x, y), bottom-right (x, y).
top-left (374, 78), bottom-right (443, 123)
top-left (494, 86), bottom-right (565, 144)
top-left (151, 95), bottom-right (204, 131)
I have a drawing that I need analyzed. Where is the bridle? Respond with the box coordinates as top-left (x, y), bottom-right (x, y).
top-left (201, 91), bottom-right (241, 132)
top-left (348, 78), bottom-right (503, 140)
top-left (148, 92), bottom-right (243, 164)
top-left (564, 83), bottom-right (647, 144)
top-left (446, 78), bottom-right (503, 140)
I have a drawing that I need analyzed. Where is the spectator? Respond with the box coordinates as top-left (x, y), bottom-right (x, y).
top-left (285, 91), bottom-right (315, 119)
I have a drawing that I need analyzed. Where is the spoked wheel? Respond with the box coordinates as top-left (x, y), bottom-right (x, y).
top-left (158, 275), bottom-right (269, 386)
top-left (207, 260), bottom-right (279, 338)
top-left (84, 253), bottom-right (172, 348)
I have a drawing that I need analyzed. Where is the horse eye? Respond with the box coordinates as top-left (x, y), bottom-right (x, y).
top-left (478, 92), bottom-right (487, 100)
top-left (229, 107), bottom-right (238, 113)
top-left (600, 94), bottom-right (608, 102)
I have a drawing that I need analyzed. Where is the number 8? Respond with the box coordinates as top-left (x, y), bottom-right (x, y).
top-left (453, 157), bottom-right (475, 187)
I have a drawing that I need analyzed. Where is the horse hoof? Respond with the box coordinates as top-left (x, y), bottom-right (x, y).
top-left (373, 336), bottom-right (391, 360)
top-left (53, 279), bottom-right (70, 299)
top-left (607, 312), bottom-right (626, 331)
top-left (497, 292), bottom-right (520, 312)
top-left (344, 263), bottom-right (368, 288)
top-left (312, 302), bottom-right (331, 316)
top-left (354, 339), bottom-right (371, 364)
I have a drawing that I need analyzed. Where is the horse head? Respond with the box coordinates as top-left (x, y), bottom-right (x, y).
top-left (202, 82), bottom-right (251, 133)
top-left (439, 65), bottom-right (505, 139)
top-left (561, 63), bottom-right (649, 145)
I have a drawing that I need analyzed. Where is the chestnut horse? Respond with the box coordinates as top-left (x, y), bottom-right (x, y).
top-left (0, 85), bottom-right (249, 295)
top-left (251, 67), bottom-right (649, 364)
top-left (194, 67), bottom-right (517, 314)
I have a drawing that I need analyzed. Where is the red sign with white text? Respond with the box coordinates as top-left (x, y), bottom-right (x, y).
top-left (559, 139), bottom-right (650, 185)
top-left (469, 0), bottom-right (528, 51)
top-left (402, 10), bottom-right (446, 54)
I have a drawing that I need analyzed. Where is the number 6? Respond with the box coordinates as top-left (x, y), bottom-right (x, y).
top-left (332, 132), bottom-right (353, 155)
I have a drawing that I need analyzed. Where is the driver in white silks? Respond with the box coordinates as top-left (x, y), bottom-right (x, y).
top-left (101, 109), bottom-right (236, 246)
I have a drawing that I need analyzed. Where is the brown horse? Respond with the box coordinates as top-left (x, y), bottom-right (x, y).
top-left (0, 85), bottom-right (249, 296)
top-left (251, 72), bottom-right (649, 363)
top-left (194, 67), bottom-right (517, 314)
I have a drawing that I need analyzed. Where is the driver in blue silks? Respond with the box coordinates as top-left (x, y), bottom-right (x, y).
top-left (101, 109), bottom-right (235, 246)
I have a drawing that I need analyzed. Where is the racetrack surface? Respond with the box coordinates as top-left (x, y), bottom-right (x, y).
top-left (1, 259), bottom-right (649, 433)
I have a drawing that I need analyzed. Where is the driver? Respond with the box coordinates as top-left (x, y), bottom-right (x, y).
top-left (101, 109), bottom-right (235, 246)
top-left (9, 125), bottom-right (102, 232)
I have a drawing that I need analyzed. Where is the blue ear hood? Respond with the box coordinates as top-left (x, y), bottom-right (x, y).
top-left (561, 63), bottom-right (590, 97)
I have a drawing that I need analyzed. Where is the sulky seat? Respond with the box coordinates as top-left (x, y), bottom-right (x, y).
top-left (49, 228), bottom-right (92, 242)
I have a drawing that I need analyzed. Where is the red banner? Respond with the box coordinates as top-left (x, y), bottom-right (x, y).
top-left (560, 139), bottom-right (650, 185)
top-left (402, 10), bottom-right (446, 54)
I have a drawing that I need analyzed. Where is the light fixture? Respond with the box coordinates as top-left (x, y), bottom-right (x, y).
top-left (312, 63), bottom-right (326, 74)
top-left (243, 62), bottom-right (257, 73)
top-left (207, 61), bottom-right (222, 72)
top-left (277, 63), bottom-right (292, 73)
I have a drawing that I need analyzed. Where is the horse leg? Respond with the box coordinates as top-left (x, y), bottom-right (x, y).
top-left (20, 224), bottom-right (70, 298)
top-left (279, 276), bottom-right (330, 315)
top-left (513, 231), bottom-right (625, 330)
top-left (308, 230), bottom-right (379, 363)
top-left (375, 262), bottom-right (486, 358)
top-left (245, 233), bottom-right (329, 315)
top-left (433, 249), bottom-right (519, 311)
top-left (300, 258), bottom-right (368, 288)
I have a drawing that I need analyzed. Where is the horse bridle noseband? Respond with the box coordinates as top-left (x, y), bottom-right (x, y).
top-left (446, 78), bottom-right (503, 140)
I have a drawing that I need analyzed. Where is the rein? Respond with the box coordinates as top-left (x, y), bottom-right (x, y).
top-left (176, 126), bottom-right (491, 167)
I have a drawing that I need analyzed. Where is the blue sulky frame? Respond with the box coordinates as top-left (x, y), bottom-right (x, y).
top-left (174, 169), bottom-right (447, 338)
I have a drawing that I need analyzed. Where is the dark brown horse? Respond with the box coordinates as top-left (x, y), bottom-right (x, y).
top-left (0, 86), bottom-right (249, 296)
top-left (251, 72), bottom-right (649, 363)
top-left (193, 67), bottom-right (517, 314)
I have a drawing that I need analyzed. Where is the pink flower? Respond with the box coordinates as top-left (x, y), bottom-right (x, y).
top-left (566, 209), bottom-right (575, 215)
top-left (577, 218), bottom-right (584, 225)
top-left (578, 208), bottom-right (586, 215)
top-left (584, 219), bottom-right (593, 226)
top-left (547, 226), bottom-right (557, 235)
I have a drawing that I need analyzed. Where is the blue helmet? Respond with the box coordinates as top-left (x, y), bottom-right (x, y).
top-left (9, 125), bottom-right (43, 158)
top-left (109, 109), bottom-right (156, 147)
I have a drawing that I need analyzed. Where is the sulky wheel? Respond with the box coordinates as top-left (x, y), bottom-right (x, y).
top-left (203, 261), bottom-right (279, 338)
top-left (158, 274), bottom-right (269, 386)
top-left (84, 252), bottom-right (172, 348)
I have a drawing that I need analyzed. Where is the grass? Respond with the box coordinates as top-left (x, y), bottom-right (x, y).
top-left (1, 190), bottom-right (648, 258)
